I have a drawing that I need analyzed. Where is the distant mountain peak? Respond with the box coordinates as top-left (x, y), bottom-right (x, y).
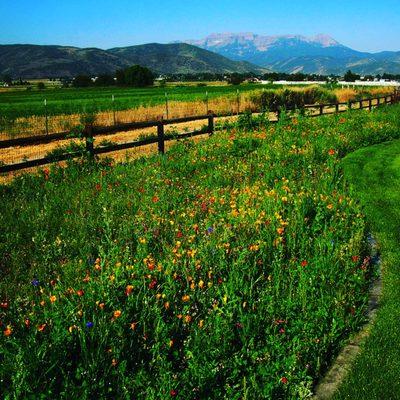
top-left (176, 32), bottom-right (400, 75)
top-left (183, 32), bottom-right (343, 49)
top-left (310, 34), bottom-right (340, 47)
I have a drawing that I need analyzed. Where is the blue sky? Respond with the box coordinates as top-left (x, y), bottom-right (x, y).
top-left (1, 0), bottom-right (399, 52)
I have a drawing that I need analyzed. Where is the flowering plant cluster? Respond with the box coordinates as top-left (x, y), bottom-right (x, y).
top-left (1, 105), bottom-right (400, 398)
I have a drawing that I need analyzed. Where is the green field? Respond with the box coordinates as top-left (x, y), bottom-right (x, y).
top-left (0, 83), bottom-right (269, 120)
top-left (1, 105), bottom-right (400, 398)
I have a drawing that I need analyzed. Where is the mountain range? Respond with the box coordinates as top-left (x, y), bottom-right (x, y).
top-left (0, 43), bottom-right (266, 79)
top-left (183, 33), bottom-right (400, 75)
top-left (1, 33), bottom-right (399, 79)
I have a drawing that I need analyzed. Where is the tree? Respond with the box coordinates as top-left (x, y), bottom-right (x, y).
top-left (227, 73), bottom-right (244, 85)
top-left (1, 74), bottom-right (12, 85)
top-left (344, 70), bottom-right (360, 82)
top-left (95, 74), bottom-right (115, 86)
top-left (72, 75), bottom-right (92, 88)
top-left (120, 65), bottom-right (154, 87)
top-left (115, 69), bottom-right (125, 85)
top-left (37, 82), bottom-right (45, 90)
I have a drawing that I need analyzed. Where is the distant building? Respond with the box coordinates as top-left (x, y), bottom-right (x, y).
top-left (246, 77), bottom-right (261, 83)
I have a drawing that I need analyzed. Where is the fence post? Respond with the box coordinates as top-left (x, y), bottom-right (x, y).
top-left (236, 89), bottom-right (240, 115)
top-left (157, 119), bottom-right (165, 154)
top-left (165, 92), bottom-right (169, 120)
top-left (335, 103), bottom-right (339, 113)
top-left (208, 113), bottom-right (214, 136)
top-left (276, 108), bottom-right (281, 121)
top-left (359, 100), bottom-right (363, 109)
top-left (112, 95), bottom-right (116, 125)
top-left (319, 105), bottom-right (324, 115)
top-left (205, 91), bottom-right (209, 114)
top-left (348, 101), bottom-right (352, 111)
top-left (84, 124), bottom-right (94, 158)
top-left (44, 99), bottom-right (49, 135)
top-left (369, 99), bottom-right (372, 111)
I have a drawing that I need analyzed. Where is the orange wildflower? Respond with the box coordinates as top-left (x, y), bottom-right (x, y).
top-left (3, 326), bottom-right (12, 336)
top-left (113, 310), bottom-right (122, 319)
top-left (277, 227), bottom-right (285, 235)
top-left (130, 322), bottom-right (137, 330)
top-left (125, 285), bottom-right (134, 296)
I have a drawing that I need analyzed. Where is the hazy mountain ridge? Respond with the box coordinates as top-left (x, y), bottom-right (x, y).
top-left (181, 33), bottom-right (400, 74)
top-left (0, 43), bottom-right (267, 79)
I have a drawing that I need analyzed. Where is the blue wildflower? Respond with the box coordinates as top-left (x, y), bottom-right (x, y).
top-left (31, 279), bottom-right (40, 287)
top-left (86, 321), bottom-right (94, 328)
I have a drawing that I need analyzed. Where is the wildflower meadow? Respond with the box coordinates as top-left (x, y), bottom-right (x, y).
top-left (1, 105), bottom-right (400, 399)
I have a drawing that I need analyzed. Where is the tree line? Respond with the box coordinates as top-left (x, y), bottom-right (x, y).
top-left (72, 65), bottom-right (155, 88)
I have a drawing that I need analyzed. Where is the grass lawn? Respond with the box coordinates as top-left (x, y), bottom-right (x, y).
top-left (334, 139), bottom-right (400, 399)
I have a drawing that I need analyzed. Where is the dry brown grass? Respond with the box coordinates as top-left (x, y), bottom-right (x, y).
top-left (0, 95), bottom-right (258, 140)
top-left (334, 87), bottom-right (393, 102)
top-left (0, 114), bottom-right (243, 168)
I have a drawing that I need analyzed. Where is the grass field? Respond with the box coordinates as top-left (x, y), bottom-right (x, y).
top-left (0, 83), bottom-right (393, 139)
top-left (1, 104), bottom-right (400, 398)
top-left (334, 139), bottom-right (400, 399)
top-left (0, 84), bottom-right (268, 120)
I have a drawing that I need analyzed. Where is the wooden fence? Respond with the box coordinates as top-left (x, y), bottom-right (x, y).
top-left (1, 90), bottom-right (399, 174)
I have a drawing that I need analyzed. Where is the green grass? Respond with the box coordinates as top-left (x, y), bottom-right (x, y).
top-left (0, 83), bottom-right (271, 120)
top-left (1, 106), bottom-right (400, 399)
top-left (334, 139), bottom-right (400, 399)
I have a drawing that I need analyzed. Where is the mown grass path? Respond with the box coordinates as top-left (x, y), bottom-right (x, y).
top-left (335, 139), bottom-right (400, 399)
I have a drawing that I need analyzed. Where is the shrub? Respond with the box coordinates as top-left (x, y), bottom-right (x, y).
top-left (250, 87), bottom-right (338, 111)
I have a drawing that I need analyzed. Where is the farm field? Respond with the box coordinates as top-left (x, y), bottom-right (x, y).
top-left (0, 83), bottom-right (393, 139)
top-left (1, 104), bottom-right (400, 398)
top-left (0, 83), bottom-right (267, 120)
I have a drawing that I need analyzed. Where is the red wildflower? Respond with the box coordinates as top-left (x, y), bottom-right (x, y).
top-left (43, 168), bottom-right (50, 180)
top-left (301, 260), bottom-right (308, 267)
top-left (352, 255), bottom-right (360, 263)
top-left (76, 289), bottom-right (84, 297)
top-left (125, 285), bottom-right (134, 296)
top-left (0, 301), bottom-right (9, 309)
top-left (170, 389), bottom-right (178, 397)
top-left (149, 279), bottom-right (157, 289)
top-left (281, 377), bottom-right (288, 384)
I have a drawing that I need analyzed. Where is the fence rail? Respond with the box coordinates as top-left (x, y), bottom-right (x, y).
top-left (1, 90), bottom-right (399, 174)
